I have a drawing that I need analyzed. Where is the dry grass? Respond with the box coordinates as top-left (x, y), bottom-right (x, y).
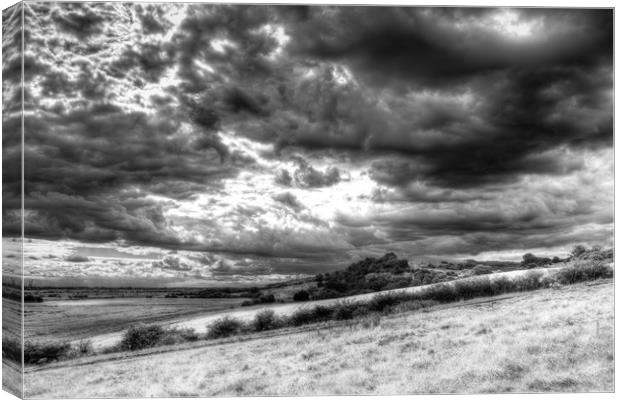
top-left (2, 360), bottom-right (22, 398)
top-left (24, 280), bottom-right (613, 397)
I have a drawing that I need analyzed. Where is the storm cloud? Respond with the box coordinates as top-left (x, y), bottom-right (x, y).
top-left (5, 4), bottom-right (613, 283)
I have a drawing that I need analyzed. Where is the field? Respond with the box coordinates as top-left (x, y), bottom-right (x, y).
top-left (24, 297), bottom-right (248, 343)
top-left (31, 267), bottom-right (562, 350)
top-left (24, 280), bottom-right (613, 397)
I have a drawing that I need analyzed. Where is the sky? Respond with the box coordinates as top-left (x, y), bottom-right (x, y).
top-left (1, 4), bottom-right (613, 285)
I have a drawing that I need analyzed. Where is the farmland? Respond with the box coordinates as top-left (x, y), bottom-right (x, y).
top-left (24, 297), bottom-right (248, 343)
top-left (24, 280), bottom-right (614, 396)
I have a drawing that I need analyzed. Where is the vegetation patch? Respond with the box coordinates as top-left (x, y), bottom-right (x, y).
top-left (49, 253), bottom-right (613, 363)
top-left (252, 309), bottom-right (280, 331)
top-left (556, 260), bottom-right (613, 284)
top-left (24, 341), bottom-right (71, 364)
top-left (206, 317), bottom-right (246, 339)
top-left (119, 324), bottom-right (200, 351)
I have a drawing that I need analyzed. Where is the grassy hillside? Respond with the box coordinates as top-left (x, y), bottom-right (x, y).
top-left (24, 279), bottom-right (613, 397)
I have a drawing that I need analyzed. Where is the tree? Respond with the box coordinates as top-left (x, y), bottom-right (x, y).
top-left (571, 245), bottom-right (587, 258)
top-left (522, 253), bottom-right (538, 265)
top-left (293, 290), bottom-right (310, 301)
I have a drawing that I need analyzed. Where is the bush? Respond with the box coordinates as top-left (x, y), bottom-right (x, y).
top-left (207, 317), bottom-right (245, 339)
top-left (285, 305), bottom-right (338, 326)
top-left (157, 328), bottom-right (199, 346)
top-left (288, 308), bottom-right (319, 326)
top-left (178, 328), bottom-right (200, 342)
top-left (490, 276), bottom-right (517, 294)
top-left (453, 277), bottom-right (493, 300)
top-left (259, 294), bottom-right (276, 303)
top-left (293, 290), bottom-right (310, 301)
top-left (556, 261), bottom-right (613, 284)
top-left (389, 299), bottom-right (438, 314)
top-left (423, 283), bottom-right (457, 302)
top-left (473, 265), bottom-right (492, 275)
top-left (120, 324), bottom-right (166, 351)
top-left (240, 293), bottom-right (276, 307)
top-left (77, 339), bottom-right (93, 355)
top-left (24, 341), bottom-right (71, 364)
top-left (253, 309), bottom-right (279, 331)
top-left (581, 261), bottom-right (614, 280)
top-left (312, 305), bottom-right (334, 320)
top-left (571, 245), bottom-right (587, 258)
top-left (515, 271), bottom-right (544, 291)
top-left (333, 302), bottom-right (357, 320)
top-left (367, 293), bottom-right (402, 312)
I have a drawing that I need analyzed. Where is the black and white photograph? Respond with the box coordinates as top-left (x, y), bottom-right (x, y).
top-left (1, 2), bottom-right (615, 397)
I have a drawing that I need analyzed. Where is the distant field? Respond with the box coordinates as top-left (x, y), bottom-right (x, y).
top-left (80, 266), bottom-right (564, 349)
top-left (24, 297), bottom-right (248, 342)
top-left (24, 280), bottom-right (613, 396)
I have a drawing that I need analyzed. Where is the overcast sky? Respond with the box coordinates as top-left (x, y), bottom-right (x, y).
top-left (2, 4), bottom-right (613, 284)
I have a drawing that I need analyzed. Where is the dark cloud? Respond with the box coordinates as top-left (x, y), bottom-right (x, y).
top-left (273, 192), bottom-right (304, 212)
top-left (274, 169), bottom-right (292, 186)
top-left (285, 7), bottom-right (612, 89)
top-left (21, 191), bottom-right (185, 247)
top-left (136, 4), bottom-right (173, 35)
top-left (111, 43), bottom-right (176, 83)
top-left (51, 4), bottom-right (106, 38)
top-left (7, 4), bottom-right (612, 276)
top-left (171, 4), bottom-right (279, 93)
top-left (291, 157), bottom-right (341, 188)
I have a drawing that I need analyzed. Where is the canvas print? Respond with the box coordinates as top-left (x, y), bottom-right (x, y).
top-left (1, 2), bottom-right (614, 397)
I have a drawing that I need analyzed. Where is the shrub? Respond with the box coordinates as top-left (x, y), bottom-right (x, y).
top-left (292, 290), bottom-right (310, 301)
top-left (180, 328), bottom-right (200, 341)
top-left (253, 309), bottom-right (279, 331)
top-left (390, 299), bottom-right (438, 314)
top-left (367, 293), bottom-right (402, 312)
top-left (473, 265), bottom-right (492, 275)
top-left (207, 317), bottom-right (245, 339)
top-left (453, 277), bottom-right (493, 300)
top-left (159, 327), bottom-right (200, 344)
top-left (333, 302), bottom-right (356, 320)
top-left (24, 341), bottom-right (71, 364)
top-left (259, 294), bottom-right (276, 303)
top-left (491, 276), bottom-right (517, 294)
top-left (522, 253), bottom-right (538, 264)
top-left (288, 308), bottom-right (318, 326)
top-left (120, 324), bottom-right (166, 351)
top-left (515, 271), bottom-right (544, 291)
top-left (556, 261), bottom-right (613, 284)
top-left (422, 283), bottom-right (457, 302)
top-left (581, 261), bottom-right (614, 280)
top-left (312, 305), bottom-right (334, 320)
top-left (77, 339), bottom-right (93, 355)
top-left (571, 245), bottom-right (587, 258)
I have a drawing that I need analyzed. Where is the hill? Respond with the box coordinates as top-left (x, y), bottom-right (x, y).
top-left (24, 279), bottom-right (613, 396)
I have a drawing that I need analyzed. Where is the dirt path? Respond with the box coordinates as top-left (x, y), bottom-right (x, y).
top-left (83, 267), bottom-right (561, 350)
